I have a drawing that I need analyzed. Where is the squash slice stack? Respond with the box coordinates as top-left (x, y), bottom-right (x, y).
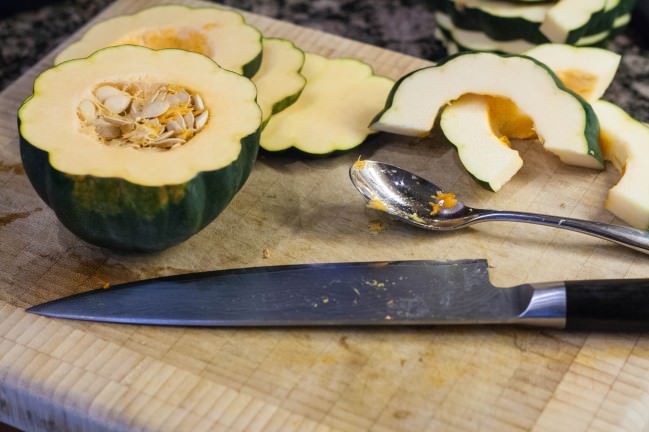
top-left (432, 0), bottom-right (637, 54)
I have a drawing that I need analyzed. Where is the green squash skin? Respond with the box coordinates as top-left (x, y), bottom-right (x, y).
top-left (583, 0), bottom-right (620, 36)
top-left (608, 0), bottom-right (636, 37)
top-left (19, 119), bottom-right (260, 252)
top-left (260, 87), bottom-right (305, 130)
top-left (371, 51), bottom-right (603, 167)
top-left (581, 0), bottom-right (636, 38)
top-left (258, 133), bottom-right (380, 159)
top-left (468, 171), bottom-right (497, 192)
top-left (558, 7), bottom-right (608, 44)
top-left (269, 88), bottom-right (305, 123)
top-left (243, 49), bottom-right (263, 78)
top-left (257, 38), bottom-right (306, 129)
top-left (435, 26), bottom-right (511, 55)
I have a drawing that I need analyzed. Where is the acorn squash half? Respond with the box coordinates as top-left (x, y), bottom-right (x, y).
top-left (19, 45), bottom-right (261, 252)
top-left (55, 5), bottom-right (263, 77)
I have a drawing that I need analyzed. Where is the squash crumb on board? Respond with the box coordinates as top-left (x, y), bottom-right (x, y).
top-left (101, 281), bottom-right (111, 289)
top-left (353, 156), bottom-right (366, 170)
top-left (393, 410), bottom-right (412, 420)
top-left (368, 219), bottom-right (385, 234)
top-left (262, 247), bottom-right (271, 259)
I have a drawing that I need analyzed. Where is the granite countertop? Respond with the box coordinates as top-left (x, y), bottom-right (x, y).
top-left (0, 0), bottom-right (648, 121)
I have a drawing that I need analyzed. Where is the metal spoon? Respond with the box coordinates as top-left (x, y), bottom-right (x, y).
top-left (350, 160), bottom-right (649, 255)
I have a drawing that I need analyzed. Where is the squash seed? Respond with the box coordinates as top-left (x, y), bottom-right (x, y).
top-left (166, 120), bottom-right (182, 132)
top-left (141, 101), bottom-right (170, 118)
top-left (79, 81), bottom-right (208, 151)
top-left (176, 90), bottom-right (190, 105)
top-left (195, 111), bottom-right (209, 130)
top-left (192, 94), bottom-right (205, 112)
top-left (103, 115), bottom-right (133, 126)
top-left (153, 130), bottom-right (175, 141)
top-left (78, 99), bottom-right (96, 121)
top-left (183, 111), bottom-right (195, 130)
top-left (166, 94), bottom-right (179, 107)
top-left (152, 138), bottom-right (185, 147)
top-left (94, 85), bottom-right (122, 102)
top-left (104, 94), bottom-right (132, 114)
top-left (175, 113), bottom-right (186, 130)
top-left (150, 88), bottom-right (167, 103)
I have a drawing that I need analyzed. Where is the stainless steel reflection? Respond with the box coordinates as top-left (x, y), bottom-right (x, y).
top-left (28, 259), bottom-right (569, 327)
top-left (350, 160), bottom-right (649, 255)
top-left (515, 282), bottom-right (567, 328)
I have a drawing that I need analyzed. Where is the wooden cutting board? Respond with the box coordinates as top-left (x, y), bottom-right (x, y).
top-left (2, 0), bottom-right (649, 431)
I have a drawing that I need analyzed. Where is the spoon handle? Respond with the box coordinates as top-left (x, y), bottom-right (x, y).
top-left (470, 209), bottom-right (649, 254)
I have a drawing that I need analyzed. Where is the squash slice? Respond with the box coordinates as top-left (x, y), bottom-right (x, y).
top-left (490, 44), bottom-right (621, 140)
top-left (372, 52), bottom-right (602, 169)
top-left (261, 53), bottom-right (393, 154)
top-left (438, 45), bottom-right (618, 191)
top-left (441, 95), bottom-right (523, 191)
top-left (540, 0), bottom-right (608, 44)
top-left (253, 38), bottom-right (306, 126)
top-left (593, 100), bottom-right (649, 229)
top-left (525, 44), bottom-right (621, 101)
top-left (55, 5), bottom-right (263, 77)
top-left (19, 46), bottom-right (261, 251)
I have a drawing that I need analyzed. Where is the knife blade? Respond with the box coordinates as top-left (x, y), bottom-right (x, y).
top-left (27, 259), bottom-right (649, 330)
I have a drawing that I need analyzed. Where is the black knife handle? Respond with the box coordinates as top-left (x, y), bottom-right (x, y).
top-left (565, 279), bottom-right (649, 331)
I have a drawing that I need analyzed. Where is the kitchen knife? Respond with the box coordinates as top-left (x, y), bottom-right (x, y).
top-left (27, 259), bottom-right (649, 330)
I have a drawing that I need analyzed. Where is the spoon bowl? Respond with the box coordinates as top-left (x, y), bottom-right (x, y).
top-left (349, 159), bottom-right (472, 230)
top-left (350, 160), bottom-right (649, 254)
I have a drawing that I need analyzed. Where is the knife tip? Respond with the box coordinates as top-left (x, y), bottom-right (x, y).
top-left (25, 304), bottom-right (47, 316)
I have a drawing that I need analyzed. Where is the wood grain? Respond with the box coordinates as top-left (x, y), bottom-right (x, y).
top-left (1, 0), bottom-right (649, 431)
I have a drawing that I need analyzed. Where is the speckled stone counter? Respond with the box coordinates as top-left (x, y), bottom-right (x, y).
top-left (0, 0), bottom-right (648, 121)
